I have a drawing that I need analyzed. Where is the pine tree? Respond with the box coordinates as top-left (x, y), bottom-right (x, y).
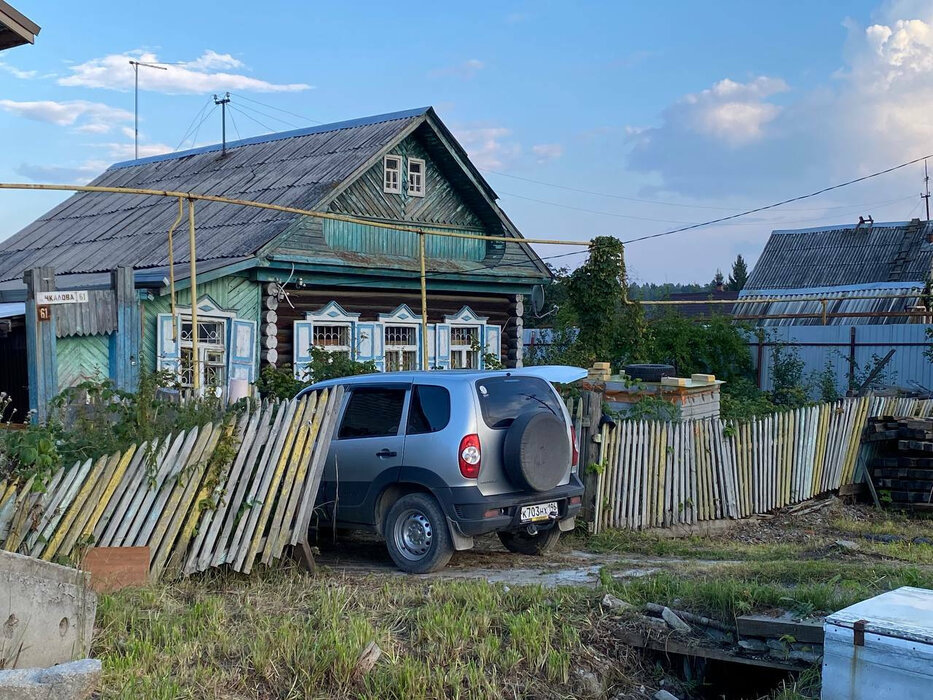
top-left (711, 269), bottom-right (725, 290)
top-left (728, 254), bottom-right (749, 291)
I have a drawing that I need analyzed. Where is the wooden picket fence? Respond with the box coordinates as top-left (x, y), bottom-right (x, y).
top-left (583, 395), bottom-right (933, 533)
top-left (0, 386), bottom-right (343, 580)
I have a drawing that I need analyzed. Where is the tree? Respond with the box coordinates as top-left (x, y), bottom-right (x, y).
top-left (728, 254), bottom-right (749, 291)
top-left (711, 269), bottom-right (725, 290)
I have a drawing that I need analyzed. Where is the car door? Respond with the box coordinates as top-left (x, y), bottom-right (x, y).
top-left (321, 384), bottom-right (409, 525)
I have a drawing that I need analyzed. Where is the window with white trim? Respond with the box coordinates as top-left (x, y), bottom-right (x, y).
top-left (408, 157), bottom-right (425, 197)
top-left (384, 325), bottom-right (418, 371)
top-left (384, 155), bottom-right (401, 194)
top-left (450, 325), bottom-right (480, 369)
top-left (179, 318), bottom-right (227, 390)
top-left (312, 323), bottom-right (352, 359)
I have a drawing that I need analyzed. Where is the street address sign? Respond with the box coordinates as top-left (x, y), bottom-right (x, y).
top-left (36, 290), bottom-right (89, 305)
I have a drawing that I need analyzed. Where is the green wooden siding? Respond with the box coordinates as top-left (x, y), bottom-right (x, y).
top-left (323, 219), bottom-right (485, 261)
top-left (329, 136), bottom-right (485, 228)
top-left (141, 275), bottom-right (261, 372)
top-left (58, 334), bottom-right (110, 391)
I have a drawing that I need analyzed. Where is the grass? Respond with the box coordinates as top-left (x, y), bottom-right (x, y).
top-left (93, 567), bottom-right (619, 699)
top-left (578, 529), bottom-right (804, 561)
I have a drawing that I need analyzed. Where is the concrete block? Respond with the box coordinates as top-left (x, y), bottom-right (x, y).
top-left (660, 377), bottom-right (689, 387)
top-left (0, 550), bottom-right (97, 669)
top-left (690, 373), bottom-right (716, 383)
top-left (0, 658), bottom-right (101, 699)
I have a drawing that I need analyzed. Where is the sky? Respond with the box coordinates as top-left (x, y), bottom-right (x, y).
top-left (2, 0), bottom-right (933, 284)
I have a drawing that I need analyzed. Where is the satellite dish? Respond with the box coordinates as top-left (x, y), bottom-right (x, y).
top-left (531, 285), bottom-right (546, 316)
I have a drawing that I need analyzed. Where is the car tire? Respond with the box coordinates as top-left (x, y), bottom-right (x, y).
top-left (384, 492), bottom-right (454, 574)
top-left (623, 363), bottom-right (675, 382)
top-left (498, 526), bottom-right (561, 556)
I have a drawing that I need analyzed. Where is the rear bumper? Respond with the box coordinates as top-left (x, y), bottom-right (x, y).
top-left (435, 474), bottom-right (584, 537)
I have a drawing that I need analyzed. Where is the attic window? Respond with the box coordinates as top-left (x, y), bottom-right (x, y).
top-left (408, 158), bottom-right (425, 197)
top-left (384, 155), bottom-right (401, 194)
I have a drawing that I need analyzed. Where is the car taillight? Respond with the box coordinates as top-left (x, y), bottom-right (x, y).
top-left (459, 434), bottom-right (481, 478)
top-left (571, 425), bottom-right (579, 467)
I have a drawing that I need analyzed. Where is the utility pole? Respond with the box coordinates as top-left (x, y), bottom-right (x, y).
top-left (214, 92), bottom-right (231, 156)
top-left (128, 60), bottom-right (167, 160)
top-left (923, 159), bottom-right (931, 222)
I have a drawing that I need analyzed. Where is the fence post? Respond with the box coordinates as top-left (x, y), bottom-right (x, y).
top-left (109, 266), bottom-right (140, 391)
top-left (23, 266), bottom-right (57, 422)
top-left (580, 389), bottom-right (603, 527)
top-left (848, 326), bottom-right (857, 389)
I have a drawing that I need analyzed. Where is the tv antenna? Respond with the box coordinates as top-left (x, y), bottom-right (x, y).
top-left (923, 159), bottom-right (931, 222)
top-left (213, 92), bottom-right (231, 156)
top-left (128, 60), bottom-right (167, 160)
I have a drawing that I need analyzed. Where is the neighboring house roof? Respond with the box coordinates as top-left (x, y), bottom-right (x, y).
top-left (0, 107), bottom-right (549, 285)
top-left (739, 219), bottom-right (933, 326)
top-left (655, 290), bottom-right (739, 319)
top-left (0, 1), bottom-right (39, 51)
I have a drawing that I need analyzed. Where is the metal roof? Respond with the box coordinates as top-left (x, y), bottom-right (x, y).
top-left (745, 219), bottom-right (933, 291)
top-left (0, 109), bottom-right (427, 282)
top-left (0, 1), bottom-right (39, 51)
top-left (0, 106), bottom-right (548, 286)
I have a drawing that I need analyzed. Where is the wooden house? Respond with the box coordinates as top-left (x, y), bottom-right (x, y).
top-left (0, 108), bottom-right (550, 410)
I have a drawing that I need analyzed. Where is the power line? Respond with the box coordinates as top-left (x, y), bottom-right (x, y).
top-left (227, 100), bottom-right (242, 141)
top-left (498, 190), bottom-right (701, 225)
top-left (231, 100), bottom-right (304, 130)
top-left (229, 93), bottom-right (322, 125)
top-left (487, 169), bottom-right (920, 214)
top-left (228, 105), bottom-right (276, 134)
top-left (174, 98), bottom-right (213, 152)
top-left (621, 153), bottom-right (933, 244)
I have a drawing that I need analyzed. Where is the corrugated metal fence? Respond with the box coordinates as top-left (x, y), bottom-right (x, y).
top-left (0, 386), bottom-right (343, 580)
top-left (580, 395), bottom-right (933, 533)
top-left (749, 324), bottom-right (933, 393)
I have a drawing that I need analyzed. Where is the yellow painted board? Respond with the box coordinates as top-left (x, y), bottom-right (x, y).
top-left (57, 451), bottom-right (124, 560)
top-left (42, 454), bottom-right (110, 561)
top-left (240, 396), bottom-right (309, 573)
top-left (80, 444), bottom-right (138, 547)
top-left (150, 425), bottom-right (221, 580)
top-left (2, 476), bottom-right (35, 551)
top-left (263, 393), bottom-right (320, 564)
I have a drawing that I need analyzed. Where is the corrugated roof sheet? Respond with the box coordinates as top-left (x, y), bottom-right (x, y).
top-left (745, 219), bottom-right (933, 291)
top-left (0, 108), bottom-right (429, 282)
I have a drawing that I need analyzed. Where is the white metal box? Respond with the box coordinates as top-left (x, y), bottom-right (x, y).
top-left (822, 586), bottom-right (933, 700)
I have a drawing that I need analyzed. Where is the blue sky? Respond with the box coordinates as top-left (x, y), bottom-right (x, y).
top-left (1, 0), bottom-right (931, 282)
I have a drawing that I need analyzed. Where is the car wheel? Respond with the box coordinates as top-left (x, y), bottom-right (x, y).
top-left (384, 492), bottom-right (453, 574)
top-left (498, 526), bottom-right (561, 555)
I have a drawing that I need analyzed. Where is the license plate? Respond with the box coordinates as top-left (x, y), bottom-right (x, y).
top-left (520, 502), bottom-right (558, 522)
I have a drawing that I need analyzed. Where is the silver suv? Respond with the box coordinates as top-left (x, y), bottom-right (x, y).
top-left (301, 367), bottom-right (585, 573)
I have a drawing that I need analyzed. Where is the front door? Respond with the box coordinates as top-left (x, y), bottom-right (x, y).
top-left (322, 385), bottom-right (409, 525)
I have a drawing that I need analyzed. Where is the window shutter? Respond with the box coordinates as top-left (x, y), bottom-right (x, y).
top-left (435, 323), bottom-right (451, 369)
top-left (427, 324), bottom-right (436, 369)
top-left (156, 313), bottom-right (181, 374)
top-left (483, 324), bottom-right (502, 367)
top-left (228, 319), bottom-right (257, 385)
top-left (354, 322), bottom-right (384, 371)
top-left (293, 320), bottom-right (314, 380)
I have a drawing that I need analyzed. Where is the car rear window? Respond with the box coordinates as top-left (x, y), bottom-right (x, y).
top-left (407, 385), bottom-right (451, 435)
top-left (475, 376), bottom-right (563, 429)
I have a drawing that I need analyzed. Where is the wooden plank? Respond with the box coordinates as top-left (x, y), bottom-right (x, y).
top-left (28, 459), bottom-right (92, 557)
top-left (238, 397), bottom-right (309, 573)
top-left (113, 434), bottom-right (180, 547)
top-left (93, 442), bottom-right (149, 544)
top-left (149, 426), bottom-right (221, 580)
top-left (2, 476), bottom-right (35, 551)
top-left (8, 468), bottom-right (65, 553)
top-left (736, 615), bottom-right (824, 645)
top-left (263, 393), bottom-right (321, 563)
top-left (225, 400), bottom-right (295, 565)
top-left (77, 445), bottom-right (139, 549)
top-left (42, 454), bottom-right (110, 561)
top-left (83, 546), bottom-right (150, 593)
top-left (56, 450), bottom-right (126, 561)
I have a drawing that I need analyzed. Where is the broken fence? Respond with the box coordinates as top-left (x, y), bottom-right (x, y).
top-left (0, 386), bottom-right (343, 580)
top-left (581, 395), bottom-right (933, 533)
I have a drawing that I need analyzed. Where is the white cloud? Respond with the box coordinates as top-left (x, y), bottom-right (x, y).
top-left (104, 141), bottom-right (174, 160)
top-left (453, 125), bottom-right (521, 170)
top-left (15, 161), bottom-right (108, 184)
top-left (0, 99), bottom-right (133, 133)
top-left (531, 143), bottom-right (564, 163)
top-left (0, 61), bottom-right (36, 79)
top-left (429, 58), bottom-right (485, 80)
top-left (58, 50), bottom-right (311, 94)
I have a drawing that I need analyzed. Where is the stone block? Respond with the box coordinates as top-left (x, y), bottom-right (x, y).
top-left (0, 658), bottom-right (101, 700)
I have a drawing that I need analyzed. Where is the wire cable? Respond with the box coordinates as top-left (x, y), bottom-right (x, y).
top-left (621, 153), bottom-right (933, 244)
top-left (227, 104), bottom-right (242, 141)
top-left (228, 105), bottom-right (276, 134)
top-left (230, 93), bottom-right (322, 125)
top-left (174, 98), bottom-right (214, 151)
top-left (231, 100), bottom-right (304, 130)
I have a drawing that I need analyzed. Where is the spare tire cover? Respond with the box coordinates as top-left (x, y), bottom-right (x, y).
top-left (502, 410), bottom-right (571, 492)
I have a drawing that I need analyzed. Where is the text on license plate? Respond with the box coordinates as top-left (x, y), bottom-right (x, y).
top-left (520, 502), bottom-right (558, 522)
